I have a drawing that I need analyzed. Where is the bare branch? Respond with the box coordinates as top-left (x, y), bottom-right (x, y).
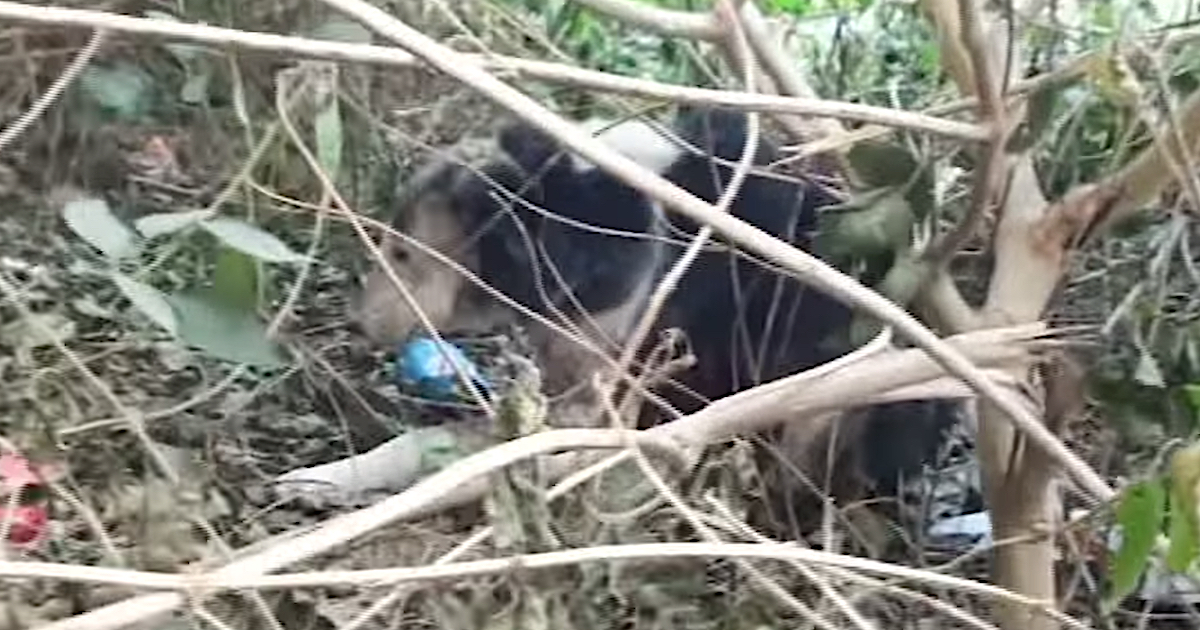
top-left (924, 270), bottom-right (983, 331)
top-left (919, 0), bottom-right (977, 97)
top-left (1102, 88), bottom-right (1200, 228)
top-left (37, 324), bottom-right (1051, 630)
top-left (0, 1), bottom-right (988, 141)
top-left (573, 0), bottom-right (854, 141)
top-left (737, 2), bottom-right (847, 139)
top-left (957, 0), bottom-right (1003, 119)
top-left (571, 0), bottom-right (721, 39)
top-left (0, 544), bottom-right (1087, 627)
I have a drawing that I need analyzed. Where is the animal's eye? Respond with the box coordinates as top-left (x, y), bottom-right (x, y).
top-left (387, 244), bottom-right (411, 263)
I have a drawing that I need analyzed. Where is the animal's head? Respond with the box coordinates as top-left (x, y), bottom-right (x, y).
top-left (350, 135), bottom-right (537, 344)
top-left (349, 117), bottom-right (682, 346)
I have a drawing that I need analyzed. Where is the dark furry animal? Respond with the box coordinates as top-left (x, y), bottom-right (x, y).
top-left (351, 106), bottom-right (958, 511)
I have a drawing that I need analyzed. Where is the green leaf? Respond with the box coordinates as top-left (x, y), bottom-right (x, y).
top-left (110, 272), bottom-right (178, 335)
top-left (904, 162), bottom-right (937, 221)
top-left (1168, 490), bottom-right (1200, 572)
top-left (210, 246), bottom-right (260, 312)
top-left (876, 254), bottom-right (929, 306)
top-left (80, 64), bottom-right (153, 120)
top-left (847, 142), bottom-right (920, 188)
top-left (1182, 384), bottom-right (1200, 418)
top-left (769, 0), bottom-right (812, 15)
top-left (1107, 480), bottom-right (1166, 608)
top-left (168, 292), bottom-right (285, 368)
top-left (180, 71), bottom-right (210, 105)
top-left (822, 186), bottom-right (896, 214)
top-left (845, 257), bottom-right (928, 347)
top-left (200, 217), bottom-right (307, 264)
top-left (1168, 443), bottom-right (1200, 572)
top-left (62, 197), bottom-right (137, 260)
top-left (135, 210), bottom-right (210, 239)
top-left (828, 189), bottom-right (914, 258)
top-left (315, 94), bottom-right (344, 180)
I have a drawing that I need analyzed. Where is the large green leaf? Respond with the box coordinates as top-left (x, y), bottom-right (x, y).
top-left (168, 292), bottom-right (285, 368)
top-left (827, 189), bottom-right (913, 258)
top-left (134, 210), bottom-right (210, 239)
top-left (1106, 479), bottom-right (1166, 609)
top-left (80, 64), bottom-right (154, 121)
top-left (210, 246), bottom-right (260, 312)
top-left (200, 217), bottom-right (307, 264)
top-left (847, 142), bottom-right (920, 188)
top-left (315, 91), bottom-right (344, 180)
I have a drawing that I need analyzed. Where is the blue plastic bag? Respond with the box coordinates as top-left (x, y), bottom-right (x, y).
top-left (395, 337), bottom-right (490, 401)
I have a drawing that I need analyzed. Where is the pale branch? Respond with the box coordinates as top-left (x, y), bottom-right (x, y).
top-left (736, 2), bottom-right (848, 139)
top-left (0, 1), bottom-right (988, 141)
top-left (662, 323), bottom-right (1052, 444)
top-left (571, 0), bottom-right (721, 39)
top-left (276, 324), bottom-right (1039, 510)
top-left (46, 323), bottom-right (1048, 630)
top-left (919, 0), bottom-right (978, 98)
top-left (985, 87), bottom-right (1200, 307)
top-left (924, 270), bottom-right (983, 331)
top-left (1101, 88), bottom-right (1200, 229)
top-left (0, 544), bottom-right (1086, 627)
top-left (981, 63), bottom-right (1200, 318)
top-left (957, 0), bottom-right (1003, 120)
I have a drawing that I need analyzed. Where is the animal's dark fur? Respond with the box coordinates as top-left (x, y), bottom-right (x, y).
top-left (352, 106), bottom-right (959, 515)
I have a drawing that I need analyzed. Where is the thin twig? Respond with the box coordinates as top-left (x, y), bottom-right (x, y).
top-left (0, 28), bottom-right (104, 154)
top-left (702, 496), bottom-right (1001, 630)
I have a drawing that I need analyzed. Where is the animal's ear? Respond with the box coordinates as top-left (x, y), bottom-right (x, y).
top-left (498, 121), bottom-right (567, 173)
top-left (675, 107), bottom-right (761, 164)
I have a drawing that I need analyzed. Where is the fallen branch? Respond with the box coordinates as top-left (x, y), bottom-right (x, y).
top-left (0, 542), bottom-right (1084, 629)
top-left (36, 324), bottom-right (1050, 630)
top-left (276, 327), bottom-right (1032, 506)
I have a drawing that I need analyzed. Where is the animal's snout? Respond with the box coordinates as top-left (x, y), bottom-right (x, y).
top-left (347, 271), bottom-right (404, 344)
